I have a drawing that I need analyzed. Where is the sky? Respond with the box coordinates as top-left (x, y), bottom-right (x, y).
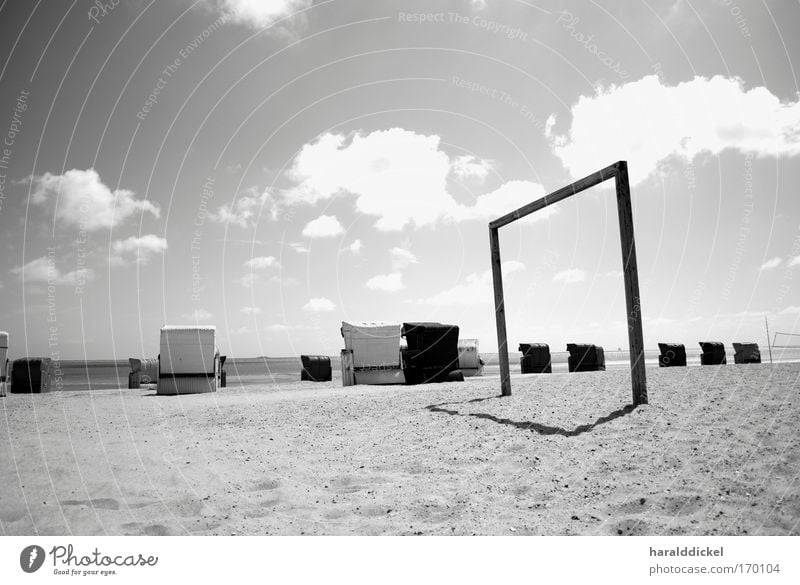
top-left (0, 0), bottom-right (798, 359)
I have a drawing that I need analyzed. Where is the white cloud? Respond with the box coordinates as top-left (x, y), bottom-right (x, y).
top-left (290, 242), bottom-right (308, 254)
top-left (235, 273), bottom-right (262, 288)
top-left (302, 214), bottom-right (344, 238)
top-left (345, 239), bottom-right (362, 254)
top-left (11, 256), bottom-right (95, 287)
top-left (553, 268), bottom-right (586, 284)
top-left (270, 275), bottom-right (299, 287)
top-left (365, 272), bottom-right (404, 292)
top-left (241, 306), bottom-right (261, 315)
top-left (780, 306), bottom-right (800, 315)
top-left (211, 0), bottom-right (311, 29)
top-left (244, 256), bottom-right (280, 269)
top-left (760, 257), bottom-right (783, 271)
top-left (266, 323), bottom-right (289, 332)
top-left (30, 168), bottom-right (159, 230)
top-left (788, 255), bottom-right (800, 268)
top-left (450, 155), bottom-right (493, 180)
top-left (447, 180), bottom-right (558, 223)
top-left (111, 234), bottom-right (167, 266)
top-left (302, 297), bottom-right (336, 312)
top-left (544, 113), bottom-right (556, 137)
top-left (283, 128), bottom-right (549, 231)
top-left (550, 75), bottom-right (800, 185)
top-left (229, 325), bottom-right (250, 335)
top-left (210, 187), bottom-right (276, 228)
top-left (418, 261), bottom-right (524, 306)
top-left (182, 308), bottom-right (213, 321)
top-left (390, 247), bottom-right (418, 270)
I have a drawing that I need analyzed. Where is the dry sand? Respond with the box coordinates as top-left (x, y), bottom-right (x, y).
top-left (1, 364), bottom-right (798, 535)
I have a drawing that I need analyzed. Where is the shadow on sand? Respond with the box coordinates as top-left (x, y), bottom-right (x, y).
top-left (425, 397), bottom-right (637, 437)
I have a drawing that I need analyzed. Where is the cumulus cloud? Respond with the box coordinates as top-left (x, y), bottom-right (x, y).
top-left (418, 260), bottom-right (524, 306)
top-left (302, 214), bottom-right (344, 238)
top-left (283, 128), bottom-right (548, 231)
top-left (29, 168), bottom-right (159, 230)
top-left (211, 0), bottom-right (311, 29)
top-left (450, 155), bottom-right (493, 180)
top-left (111, 234), bottom-right (167, 266)
top-left (553, 268), bottom-right (586, 284)
top-left (271, 275), bottom-right (299, 287)
top-left (344, 239), bottom-right (362, 254)
top-left (210, 187), bottom-right (276, 228)
top-left (549, 75), bottom-right (800, 185)
top-left (788, 255), bottom-right (800, 268)
top-left (448, 180), bottom-right (558, 223)
top-left (11, 256), bottom-right (95, 287)
top-left (244, 256), bottom-right (280, 269)
top-left (289, 242), bottom-right (308, 254)
top-left (390, 247), bottom-right (418, 270)
top-left (235, 273), bottom-right (262, 288)
top-left (365, 272), bottom-right (404, 292)
top-left (241, 306), bottom-right (261, 315)
top-left (182, 308), bottom-right (213, 321)
top-left (759, 257), bottom-right (783, 271)
top-left (302, 297), bottom-right (336, 312)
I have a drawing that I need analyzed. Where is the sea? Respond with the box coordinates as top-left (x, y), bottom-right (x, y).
top-left (18, 347), bottom-right (800, 392)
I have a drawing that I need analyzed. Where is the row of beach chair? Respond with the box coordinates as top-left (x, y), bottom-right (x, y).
top-left (658, 342), bottom-right (761, 366)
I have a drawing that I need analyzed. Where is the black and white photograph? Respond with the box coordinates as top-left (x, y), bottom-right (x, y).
top-left (0, 0), bottom-right (798, 580)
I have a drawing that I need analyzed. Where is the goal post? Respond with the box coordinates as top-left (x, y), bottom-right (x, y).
top-left (772, 331), bottom-right (800, 348)
top-left (489, 161), bottom-right (648, 405)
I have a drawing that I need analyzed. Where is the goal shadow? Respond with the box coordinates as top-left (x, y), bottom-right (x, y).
top-left (488, 161), bottom-right (648, 405)
top-left (425, 399), bottom-right (638, 437)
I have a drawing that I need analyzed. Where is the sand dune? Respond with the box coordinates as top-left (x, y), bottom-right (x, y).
top-left (1, 364), bottom-right (798, 535)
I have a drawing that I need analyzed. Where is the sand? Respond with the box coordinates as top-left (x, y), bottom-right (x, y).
top-left (1, 364), bottom-right (798, 535)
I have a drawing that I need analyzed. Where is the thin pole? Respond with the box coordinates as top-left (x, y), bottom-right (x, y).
top-left (489, 227), bottom-right (511, 396)
top-left (765, 315), bottom-right (773, 364)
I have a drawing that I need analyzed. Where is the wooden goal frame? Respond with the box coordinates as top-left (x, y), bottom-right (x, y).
top-left (489, 161), bottom-right (648, 405)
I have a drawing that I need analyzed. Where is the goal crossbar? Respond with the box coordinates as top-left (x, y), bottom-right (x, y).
top-left (488, 161), bottom-right (648, 405)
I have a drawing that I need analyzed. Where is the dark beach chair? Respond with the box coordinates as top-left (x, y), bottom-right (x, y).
top-left (401, 322), bottom-right (463, 384)
top-left (518, 343), bottom-right (552, 373)
top-left (658, 343), bottom-right (687, 367)
top-left (699, 342), bottom-right (726, 365)
top-left (566, 344), bottom-right (606, 372)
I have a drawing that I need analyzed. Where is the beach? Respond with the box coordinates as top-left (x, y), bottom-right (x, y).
top-left (1, 363), bottom-right (797, 536)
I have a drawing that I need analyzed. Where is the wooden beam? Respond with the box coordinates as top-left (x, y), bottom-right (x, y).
top-left (489, 227), bottom-right (511, 396)
top-left (614, 162), bottom-right (648, 405)
top-left (489, 161), bottom-right (622, 230)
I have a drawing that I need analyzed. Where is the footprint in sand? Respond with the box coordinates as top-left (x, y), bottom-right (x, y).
top-left (250, 478), bottom-right (281, 491)
top-left (120, 521), bottom-right (171, 536)
top-left (62, 498), bottom-right (120, 510)
top-left (611, 517), bottom-right (650, 535)
top-left (661, 494), bottom-right (705, 516)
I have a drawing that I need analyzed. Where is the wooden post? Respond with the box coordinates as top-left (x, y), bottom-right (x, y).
top-left (765, 316), bottom-right (773, 364)
top-left (490, 227), bottom-right (512, 396)
top-left (614, 162), bottom-right (648, 405)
